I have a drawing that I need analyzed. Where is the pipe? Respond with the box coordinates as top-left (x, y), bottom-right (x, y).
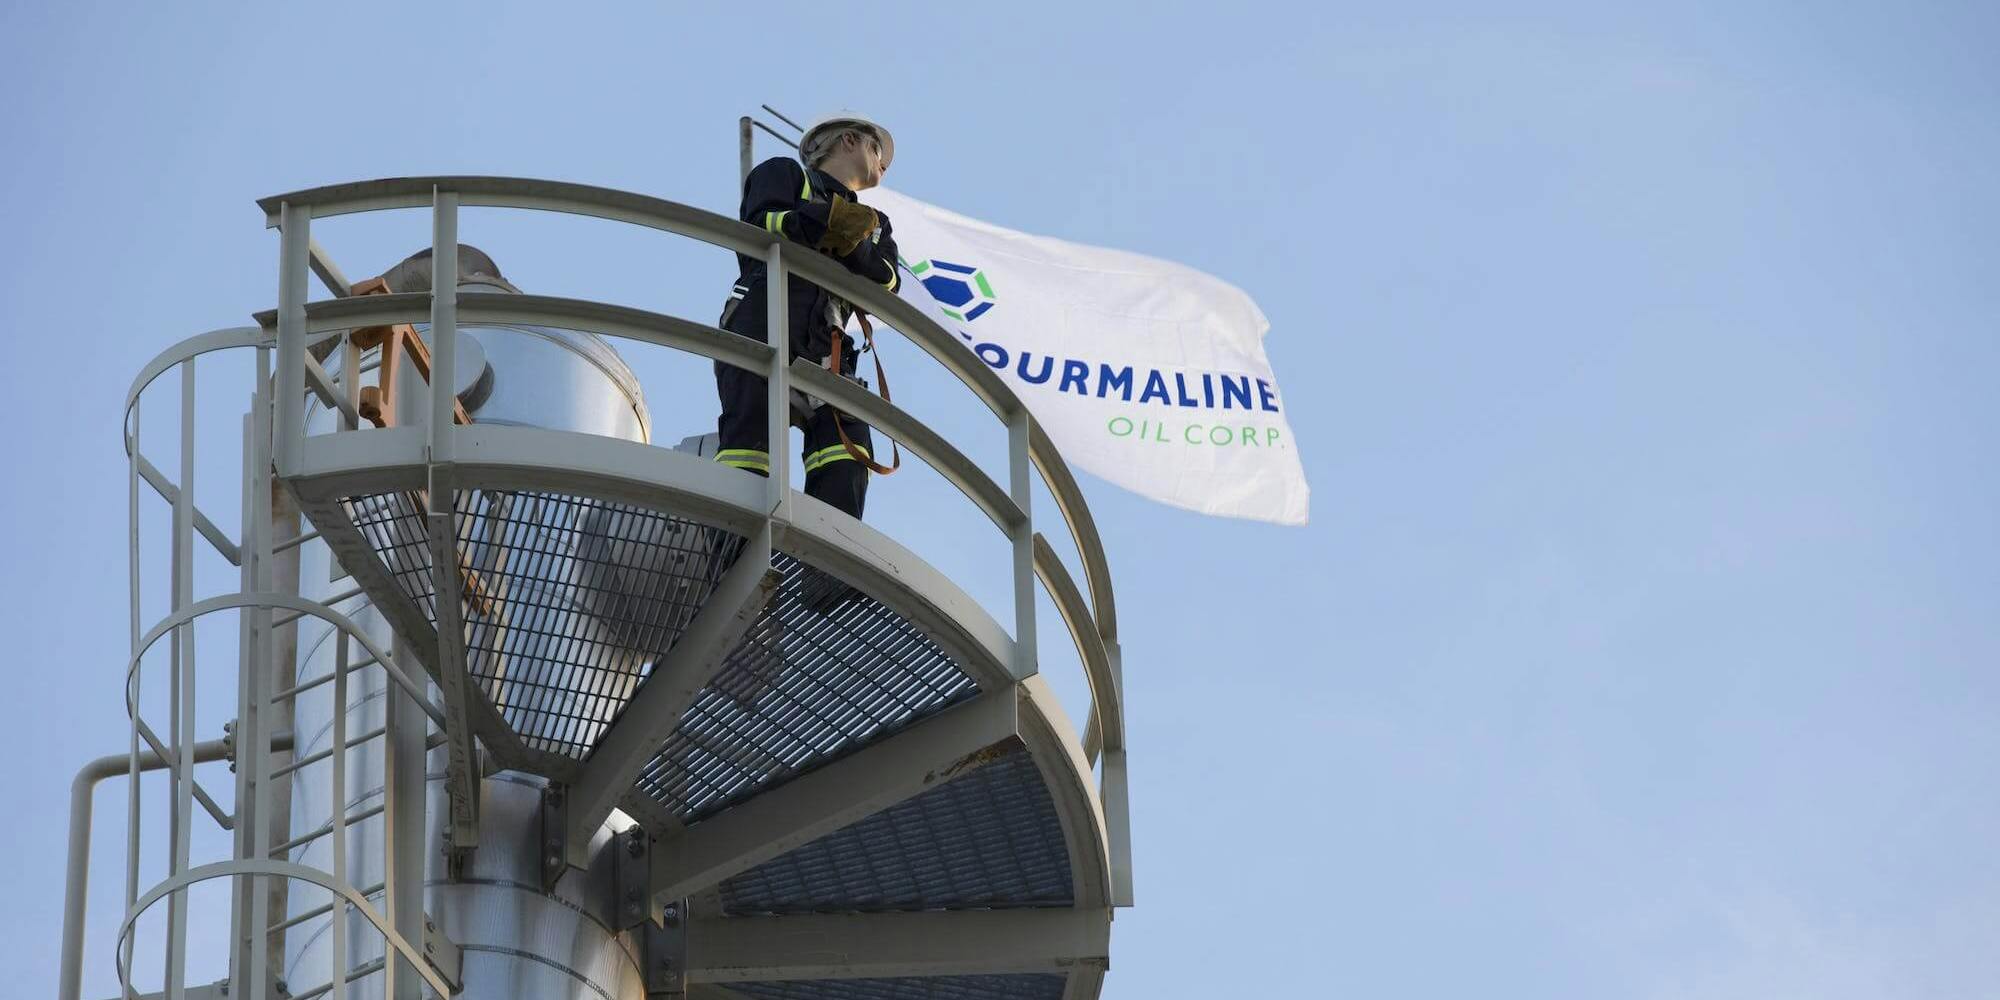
top-left (61, 732), bottom-right (294, 1000)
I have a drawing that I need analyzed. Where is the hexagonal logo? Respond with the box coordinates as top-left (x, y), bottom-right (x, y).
top-left (904, 257), bottom-right (997, 322)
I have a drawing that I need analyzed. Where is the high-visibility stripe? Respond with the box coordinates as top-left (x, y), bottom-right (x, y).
top-left (803, 443), bottom-right (869, 473)
top-left (800, 171), bottom-right (814, 200)
top-left (884, 270), bottom-right (899, 292)
top-left (765, 210), bottom-right (789, 234)
top-left (716, 448), bottom-right (770, 472)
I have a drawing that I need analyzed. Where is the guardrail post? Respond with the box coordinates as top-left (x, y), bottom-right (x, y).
top-left (430, 189), bottom-right (459, 461)
top-left (1009, 409), bottom-right (1036, 677)
top-left (275, 202), bottom-right (309, 477)
top-left (765, 241), bottom-right (791, 519)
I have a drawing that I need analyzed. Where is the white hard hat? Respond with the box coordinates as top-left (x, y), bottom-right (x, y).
top-left (799, 111), bottom-right (894, 170)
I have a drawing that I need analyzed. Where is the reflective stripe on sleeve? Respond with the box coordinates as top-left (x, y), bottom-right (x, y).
top-left (764, 210), bottom-right (789, 234)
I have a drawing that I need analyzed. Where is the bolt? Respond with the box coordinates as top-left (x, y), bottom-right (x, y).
top-left (626, 831), bottom-right (646, 857)
top-left (662, 903), bottom-right (680, 927)
top-left (426, 918), bottom-right (435, 931)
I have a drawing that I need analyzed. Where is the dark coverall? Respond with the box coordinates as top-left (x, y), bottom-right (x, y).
top-left (715, 156), bottom-right (900, 519)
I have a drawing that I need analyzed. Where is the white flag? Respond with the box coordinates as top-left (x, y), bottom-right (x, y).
top-left (865, 188), bottom-right (1310, 526)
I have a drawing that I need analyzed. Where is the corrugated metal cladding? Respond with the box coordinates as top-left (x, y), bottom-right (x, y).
top-left (721, 745), bottom-right (1072, 914)
top-left (729, 974), bottom-right (1067, 1000)
top-left (635, 551), bottom-right (980, 823)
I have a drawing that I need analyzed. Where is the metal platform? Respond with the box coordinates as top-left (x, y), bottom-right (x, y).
top-left (77, 177), bottom-right (1131, 1000)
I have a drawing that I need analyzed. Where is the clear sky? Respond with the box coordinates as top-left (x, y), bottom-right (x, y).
top-left (4, 2), bottom-right (1997, 998)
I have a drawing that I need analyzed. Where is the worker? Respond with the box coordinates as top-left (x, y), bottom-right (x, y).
top-left (714, 111), bottom-right (899, 521)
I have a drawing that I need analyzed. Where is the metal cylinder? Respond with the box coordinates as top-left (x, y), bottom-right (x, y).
top-left (285, 249), bottom-right (654, 1000)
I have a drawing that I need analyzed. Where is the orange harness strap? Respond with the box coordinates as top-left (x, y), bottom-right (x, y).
top-left (826, 312), bottom-right (900, 476)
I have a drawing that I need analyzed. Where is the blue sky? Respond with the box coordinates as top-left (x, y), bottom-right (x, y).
top-left (4, 2), bottom-right (1997, 997)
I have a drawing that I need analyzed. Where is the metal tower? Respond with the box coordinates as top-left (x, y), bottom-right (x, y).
top-left (62, 177), bottom-right (1131, 1000)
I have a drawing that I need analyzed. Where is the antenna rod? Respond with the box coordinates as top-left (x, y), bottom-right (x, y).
top-left (761, 104), bottom-right (805, 133)
top-left (751, 118), bottom-right (799, 150)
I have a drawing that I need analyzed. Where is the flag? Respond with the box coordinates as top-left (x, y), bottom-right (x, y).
top-left (865, 187), bottom-right (1310, 526)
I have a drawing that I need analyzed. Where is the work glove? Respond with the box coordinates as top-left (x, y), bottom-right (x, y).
top-left (816, 195), bottom-right (879, 256)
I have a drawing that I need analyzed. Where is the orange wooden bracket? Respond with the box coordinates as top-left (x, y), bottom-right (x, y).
top-left (348, 277), bottom-right (473, 430)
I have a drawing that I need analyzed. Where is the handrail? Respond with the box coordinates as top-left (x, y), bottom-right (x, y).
top-left (259, 175), bottom-right (1123, 772)
top-left (260, 176), bottom-right (1115, 625)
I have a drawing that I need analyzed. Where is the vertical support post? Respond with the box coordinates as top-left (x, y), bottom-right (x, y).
top-left (229, 408), bottom-right (257, 999)
top-left (764, 241), bottom-right (791, 520)
top-left (383, 638), bottom-right (430, 1000)
top-left (1008, 408), bottom-right (1037, 677)
top-left (429, 189), bottom-right (459, 460)
top-left (259, 343), bottom-right (299, 989)
top-left (427, 188), bottom-right (479, 862)
top-left (165, 360), bottom-right (197, 1000)
top-left (1102, 645), bottom-right (1132, 907)
top-left (123, 398), bottom-right (143, 1000)
top-left (739, 117), bottom-right (754, 186)
top-left (329, 631), bottom-right (349, 1000)
top-left (275, 202), bottom-right (309, 477)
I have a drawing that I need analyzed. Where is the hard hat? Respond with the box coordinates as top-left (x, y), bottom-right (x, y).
top-left (799, 111), bottom-right (894, 171)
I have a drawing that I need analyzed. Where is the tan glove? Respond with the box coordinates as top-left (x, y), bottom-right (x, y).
top-left (816, 195), bottom-right (879, 256)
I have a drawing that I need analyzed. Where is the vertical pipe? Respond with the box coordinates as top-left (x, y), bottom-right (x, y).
top-left (429, 189), bottom-right (459, 460)
top-left (764, 242), bottom-right (790, 518)
top-left (275, 203), bottom-right (309, 477)
top-left (1008, 409), bottom-right (1037, 677)
top-left (740, 117), bottom-right (754, 186)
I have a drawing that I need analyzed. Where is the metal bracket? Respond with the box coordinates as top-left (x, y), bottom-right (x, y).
top-left (615, 827), bottom-right (654, 931)
top-left (642, 898), bottom-right (688, 999)
top-left (422, 912), bottom-right (465, 995)
top-left (540, 783), bottom-right (570, 892)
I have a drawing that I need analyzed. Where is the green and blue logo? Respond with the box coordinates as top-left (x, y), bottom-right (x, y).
top-left (904, 257), bottom-right (997, 322)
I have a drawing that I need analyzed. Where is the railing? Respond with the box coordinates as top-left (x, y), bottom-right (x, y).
top-left (78, 336), bottom-right (453, 1000)
top-left (258, 176), bottom-right (1131, 904)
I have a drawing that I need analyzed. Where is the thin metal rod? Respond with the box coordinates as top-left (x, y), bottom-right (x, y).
top-left (272, 528), bottom-right (321, 554)
top-left (740, 117), bottom-right (754, 186)
top-left (270, 653), bottom-right (381, 703)
top-left (1009, 409), bottom-right (1037, 677)
top-left (123, 396), bottom-right (142, 1000)
top-left (271, 725), bottom-right (386, 779)
top-left (273, 804), bottom-right (381, 858)
top-left (766, 241), bottom-right (790, 516)
top-left (751, 118), bottom-right (800, 150)
top-left (288, 957), bottom-right (387, 1000)
top-left (760, 104), bottom-right (804, 132)
top-left (270, 881), bottom-right (384, 934)
top-left (273, 584), bottom-right (363, 625)
top-left (430, 188), bottom-right (459, 459)
top-left (134, 451), bottom-right (242, 566)
top-left (329, 628), bottom-right (349, 1000)
top-left (166, 360), bottom-right (197, 1000)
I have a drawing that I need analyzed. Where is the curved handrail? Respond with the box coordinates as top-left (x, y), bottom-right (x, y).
top-left (127, 592), bottom-right (449, 731)
top-left (123, 326), bottom-right (267, 421)
top-left (258, 175), bottom-right (1123, 785)
top-left (116, 858), bottom-right (449, 1000)
top-left (258, 177), bottom-right (1116, 639)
